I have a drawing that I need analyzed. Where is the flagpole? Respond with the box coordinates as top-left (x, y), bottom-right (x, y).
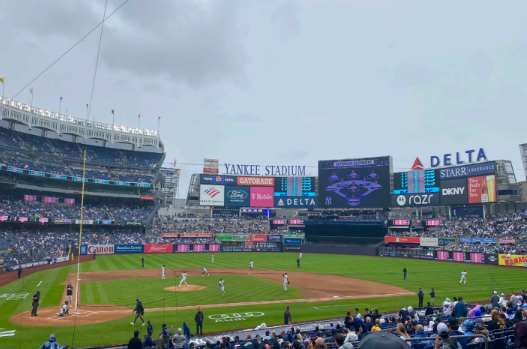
top-left (158, 117), bottom-right (160, 135)
top-left (75, 149), bottom-right (87, 313)
top-left (2, 77), bottom-right (4, 97)
top-left (59, 98), bottom-right (62, 115)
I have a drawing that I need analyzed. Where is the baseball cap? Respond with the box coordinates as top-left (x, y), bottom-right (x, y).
top-left (462, 319), bottom-right (474, 332)
top-left (347, 310), bottom-right (351, 314)
top-left (437, 323), bottom-right (449, 336)
top-left (448, 318), bottom-right (458, 327)
top-left (474, 319), bottom-right (485, 330)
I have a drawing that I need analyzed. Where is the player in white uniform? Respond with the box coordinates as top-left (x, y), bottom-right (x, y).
top-left (212, 254), bottom-right (214, 263)
top-left (283, 272), bottom-right (289, 291)
top-left (299, 253), bottom-right (302, 260)
top-left (161, 265), bottom-right (166, 280)
top-left (202, 267), bottom-right (209, 276)
top-left (250, 260), bottom-right (254, 272)
top-left (219, 278), bottom-right (225, 296)
top-left (460, 270), bottom-right (467, 284)
top-left (179, 271), bottom-right (189, 286)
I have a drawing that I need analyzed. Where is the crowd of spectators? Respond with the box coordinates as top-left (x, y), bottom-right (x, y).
top-left (0, 230), bottom-right (70, 266)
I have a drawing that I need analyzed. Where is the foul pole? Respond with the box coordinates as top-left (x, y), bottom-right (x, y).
top-left (75, 150), bottom-right (87, 312)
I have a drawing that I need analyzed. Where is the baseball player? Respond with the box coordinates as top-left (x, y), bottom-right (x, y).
top-left (211, 254), bottom-right (214, 263)
top-left (202, 267), bottom-right (209, 276)
top-left (161, 265), bottom-right (166, 280)
top-left (460, 270), bottom-right (467, 284)
top-left (283, 272), bottom-right (289, 291)
top-left (66, 284), bottom-right (73, 305)
top-left (296, 258), bottom-right (301, 269)
top-left (299, 252), bottom-right (302, 260)
top-left (179, 271), bottom-right (189, 286)
top-left (219, 278), bottom-right (225, 296)
top-left (59, 301), bottom-right (69, 317)
top-left (250, 260), bottom-right (254, 272)
top-left (131, 298), bottom-right (145, 326)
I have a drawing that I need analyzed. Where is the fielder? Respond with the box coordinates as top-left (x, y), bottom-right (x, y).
top-left (219, 278), bottom-right (225, 296)
top-left (131, 298), bottom-right (145, 326)
top-left (283, 272), bottom-right (289, 291)
top-left (212, 254), bottom-right (214, 263)
top-left (161, 265), bottom-right (166, 280)
top-left (460, 270), bottom-right (467, 284)
top-left (202, 267), bottom-right (209, 276)
top-left (179, 271), bottom-right (189, 286)
top-left (250, 260), bottom-right (254, 272)
top-left (299, 252), bottom-right (302, 260)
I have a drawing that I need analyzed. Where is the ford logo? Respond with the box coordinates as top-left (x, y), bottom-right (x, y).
top-left (227, 190), bottom-right (248, 199)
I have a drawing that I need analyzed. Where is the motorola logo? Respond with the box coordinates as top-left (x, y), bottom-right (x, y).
top-left (397, 195), bottom-right (406, 206)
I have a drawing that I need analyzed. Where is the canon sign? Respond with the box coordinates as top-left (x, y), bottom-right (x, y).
top-left (440, 178), bottom-right (468, 205)
top-left (87, 245), bottom-right (114, 254)
top-left (391, 193), bottom-right (439, 207)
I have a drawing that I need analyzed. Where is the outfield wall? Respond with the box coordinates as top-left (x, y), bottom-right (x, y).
top-left (378, 247), bottom-right (502, 265)
top-left (301, 244), bottom-right (378, 256)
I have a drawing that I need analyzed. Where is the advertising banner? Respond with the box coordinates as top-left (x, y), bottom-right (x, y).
top-left (80, 245), bottom-right (87, 255)
top-left (420, 237), bottom-right (438, 247)
top-left (384, 236), bottom-right (420, 243)
top-left (391, 193), bottom-right (439, 208)
top-left (267, 235), bottom-right (283, 243)
top-left (283, 233), bottom-right (305, 238)
top-left (452, 205), bottom-right (483, 218)
top-left (54, 219), bottom-right (73, 224)
top-left (318, 156), bottom-right (391, 209)
top-left (499, 254), bottom-right (527, 267)
top-left (209, 244), bottom-right (221, 252)
top-left (237, 177), bottom-right (275, 186)
top-left (76, 219), bottom-right (94, 225)
top-left (460, 238), bottom-right (495, 243)
top-left (274, 196), bottom-right (318, 208)
top-left (87, 245), bottom-right (114, 255)
top-left (471, 253), bottom-right (483, 263)
top-left (250, 234), bottom-right (267, 242)
top-left (144, 244), bottom-right (174, 253)
top-left (468, 175), bottom-right (496, 203)
top-left (177, 245), bottom-right (188, 253)
top-left (225, 186), bottom-right (250, 207)
top-left (500, 239), bottom-right (515, 244)
top-left (200, 174), bottom-right (237, 186)
top-left (181, 233), bottom-right (213, 238)
top-left (204, 158), bottom-right (219, 174)
top-left (250, 187), bottom-right (274, 207)
top-left (484, 253), bottom-right (499, 265)
top-left (440, 178), bottom-right (468, 205)
top-left (162, 233), bottom-right (179, 238)
top-left (200, 184), bottom-right (225, 206)
top-left (115, 244), bottom-right (144, 254)
top-left (233, 234), bottom-right (250, 241)
top-left (284, 245), bottom-right (301, 251)
top-left (126, 221), bottom-right (143, 226)
top-left (274, 177), bottom-right (316, 196)
top-left (284, 238), bottom-right (302, 245)
top-left (216, 233), bottom-right (233, 242)
top-left (438, 238), bottom-right (457, 246)
top-left (140, 195), bottom-right (154, 200)
top-left (439, 161), bottom-right (496, 180)
top-left (194, 244), bottom-right (204, 252)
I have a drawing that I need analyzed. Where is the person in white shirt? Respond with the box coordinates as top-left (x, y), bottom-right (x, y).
top-left (211, 254), bottom-right (214, 263)
top-left (299, 253), bottom-right (302, 260)
top-left (283, 273), bottom-right (289, 291)
top-left (59, 301), bottom-right (69, 317)
top-left (250, 260), bottom-right (254, 272)
top-left (442, 298), bottom-right (452, 316)
top-left (219, 278), bottom-right (225, 296)
top-left (162, 265), bottom-right (166, 280)
top-left (499, 293), bottom-right (508, 308)
top-left (202, 268), bottom-right (209, 276)
top-left (179, 272), bottom-right (188, 286)
top-left (460, 270), bottom-right (467, 284)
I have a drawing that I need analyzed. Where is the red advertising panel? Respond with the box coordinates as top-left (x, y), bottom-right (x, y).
top-left (437, 251), bottom-right (448, 260)
top-left (500, 239), bottom-right (515, 244)
top-left (453, 252), bottom-right (464, 261)
top-left (0, 216), bottom-right (7, 221)
top-left (468, 175), bottom-right (496, 203)
top-left (384, 236), bottom-right (420, 243)
top-left (250, 234), bottom-right (267, 242)
top-left (426, 220), bottom-right (441, 226)
top-left (140, 195), bottom-right (154, 201)
top-left (289, 219), bottom-right (304, 225)
top-left (273, 220), bottom-right (286, 224)
top-left (181, 233), bottom-right (213, 238)
top-left (250, 187), bottom-right (274, 207)
top-left (237, 177), bottom-right (275, 186)
top-left (393, 220), bottom-right (410, 226)
top-left (144, 244), bottom-right (174, 253)
top-left (162, 233), bottom-right (179, 238)
top-left (471, 253), bottom-right (483, 263)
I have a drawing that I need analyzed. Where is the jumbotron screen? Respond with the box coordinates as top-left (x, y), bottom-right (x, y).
top-left (318, 156), bottom-right (391, 208)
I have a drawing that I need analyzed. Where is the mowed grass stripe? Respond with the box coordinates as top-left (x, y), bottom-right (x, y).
top-left (84, 281), bottom-right (95, 304)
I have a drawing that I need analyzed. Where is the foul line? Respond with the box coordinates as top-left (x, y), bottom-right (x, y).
top-left (37, 281), bottom-right (42, 287)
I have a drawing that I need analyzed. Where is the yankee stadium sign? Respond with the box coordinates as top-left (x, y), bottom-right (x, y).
top-left (224, 164), bottom-right (306, 176)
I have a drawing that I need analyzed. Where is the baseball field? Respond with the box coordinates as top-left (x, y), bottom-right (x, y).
top-left (1, 252), bottom-right (524, 348)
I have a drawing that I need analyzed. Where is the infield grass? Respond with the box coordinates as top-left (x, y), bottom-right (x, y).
top-left (0, 252), bottom-right (524, 348)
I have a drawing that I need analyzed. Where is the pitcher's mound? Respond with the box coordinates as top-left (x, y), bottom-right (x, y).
top-left (165, 285), bottom-right (206, 292)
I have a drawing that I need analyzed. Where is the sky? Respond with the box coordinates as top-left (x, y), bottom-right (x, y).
top-left (1, 0), bottom-right (527, 195)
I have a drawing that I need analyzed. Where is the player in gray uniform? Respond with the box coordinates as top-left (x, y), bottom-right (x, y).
top-left (202, 267), bottom-right (209, 276)
top-left (283, 273), bottom-right (289, 291)
top-left (219, 278), bottom-right (225, 296)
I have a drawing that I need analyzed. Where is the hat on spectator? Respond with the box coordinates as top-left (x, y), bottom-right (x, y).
top-left (437, 323), bottom-right (449, 336)
top-left (462, 319), bottom-right (474, 332)
top-left (474, 319), bottom-right (485, 330)
top-left (357, 331), bottom-right (410, 349)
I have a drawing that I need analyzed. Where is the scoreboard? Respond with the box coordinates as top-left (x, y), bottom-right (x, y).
top-left (274, 177), bottom-right (316, 197)
top-left (393, 169), bottom-right (440, 194)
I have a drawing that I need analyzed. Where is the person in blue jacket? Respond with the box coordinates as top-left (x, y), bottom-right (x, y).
top-left (454, 297), bottom-right (467, 318)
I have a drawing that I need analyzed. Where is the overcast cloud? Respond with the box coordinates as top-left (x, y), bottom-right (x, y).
top-left (1, 0), bottom-right (527, 195)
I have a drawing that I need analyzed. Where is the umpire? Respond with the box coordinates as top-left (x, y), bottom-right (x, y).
top-left (195, 307), bottom-right (204, 336)
top-left (31, 291), bottom-right (40, 317)
top-left (131, 298), bottom-right (145, 326)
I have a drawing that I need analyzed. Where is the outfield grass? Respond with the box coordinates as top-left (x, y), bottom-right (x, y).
top-left (0, 252), bottom-right (524, 348)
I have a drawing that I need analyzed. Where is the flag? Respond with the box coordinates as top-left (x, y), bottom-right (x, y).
top-left (60, 97), bottom-right (63, 101)
top-left (158, 116), bottom-right (161, 121)
top-left (86, 104), bottom-right (88, 108)
top-left (111, 110), bottom-right (114, 114)
top-left (30, 88), bottom-right (33, 96)
top-left (0, 77), bottom-right (4, 84)
top-left (138, 114), bottom-right (140, 119)
top-left (173, 159), bottom-right (177, 167)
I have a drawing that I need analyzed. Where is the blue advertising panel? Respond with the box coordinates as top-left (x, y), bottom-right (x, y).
top-left (225, 186), bottom-right (250, 207)
top-left (267, 235), bottom-right (283, 243)
top-left (452, 205), bottom-right (483, 218)
top-left (200, 174), bottom-right (237, 186)
top-left (460, 238), bottom-right (495, 243)
top-left (115, 244), bottom-right (144, 254)
top-left (80, 245), bottom-right (87, 255)
top-left (439, 161), bottom-right (495, 180)
top-left (274, 196), bottom-right (318, 208)
top-left (284, 238), bottom-right (302, 245)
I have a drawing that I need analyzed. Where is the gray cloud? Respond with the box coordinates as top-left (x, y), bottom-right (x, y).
top-left (470, 50), bottom-right (494, 80)
top-left (235, 113), bottom-right (263, 123)
top-left (391, 62), bottom-right (434, 88)
top-left (441, 84), bottom-right (471, 99)
top-left (271, 0), bottom-right (300, 40)
top-left (279, 150), bottom-right (309, 160)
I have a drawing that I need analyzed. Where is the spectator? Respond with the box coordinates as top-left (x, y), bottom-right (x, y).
top-left (443, 298), bottom-right (453, 317)
top-left (454, 297), bottom-right (467, 318)
top-left (344, 310), bottom-right (352, 330)
top-left (435, 323), bottom-right (462, 349)
top-left (447, 318), bottom-right (466, 349)
top-left (468, 319), bottom-right (488, 346)
top-left (396, 323), bottom-right (410, 346)
top-left (487, 309), bottom-right (507, 331)
top-left (371, 319), bottom-right (381, 332)
top-left (39, 334), bottom-right (68, 349)
top-left (425, 302), bottom-right (434, 316)
top-left (513, 322), bottom-right (527, 349)
top-left (348, 315), bottom-right (368, 340)
top-left (499, 293), bottom-right (508, 308)
top-left (128, 330), bottom-right (142, 349)
top-left (491, 291), bottom-right (500, 309)
top-left (173, 328), bottom-right (186, 349)
top-left (144, 331), bottom-right (154, 349)
top-left (334, 334), bottom-right (352, 349)
top-left (399, 306), bottom-right (409, 321)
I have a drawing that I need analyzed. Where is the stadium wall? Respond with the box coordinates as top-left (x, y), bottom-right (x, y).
top-left (301, 244), bottom-right (378, 256)
top-left (304, 221), bottom-right (386, 244)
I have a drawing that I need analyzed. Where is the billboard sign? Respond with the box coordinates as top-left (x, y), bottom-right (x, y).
top-left (484, 253), bottom-right (499, 265)
top-left (267, 235), bottom-right (283, 243)
top-left (438, 238), bottom-right (456, 246)
top-left (391, 193), bottom-right (439, 207)
top-left (233, 234), bottom-right (250, 241)
top-left (460, 238), bottom-right (495, 243)
top-left (144, 244), bottom-right (174, 253)
top-left (250, 187), bottom-right (274, 207)
top-left (200, 174), bottom-right (236, 186)
top-left (250, 234), bottom-right (267, 242)
top-left (216, 233), bottom-right (233, 242)
top-left (204, 158), bottom-right (219, 174)
top-left (274, 196), bottom-right (318, 208)
top-left (200, 185), bottom-right (225, 206)
top-left (452, 205), bottom-right (483, 218)
top-left (225, 186), bottom-right (250, 207)
top-left (499, 254), bottom-right (527, 267)
top-left (162, 233), bottom-right (179, 238)
top-left (500, 239), bottom-right (515, 244)
top-left (181, 233), bottom-right (213, 238)
top-left (284, 238), bottom-right (302, 245)
top-left (87, 245), bottom-right (114, 255)
top-left (393, 159), bottom-right (439, 194)
top-left (420, 237), bottom-right (438, 247)
top-left (384, 236), bottom-right (420, 243)
top-left (318, 156), bottom-right (391, 208)
top-left (274, 177), bottom-right (316, 197)
top-left (223, 164), bottom-right (306, 176)
top-left (115, 244), bottom-right (144, 254)
top-left (440, 178), bottom-right (468, 205)
top-left (468, 175), bottom-right (496, 203)
top-left (237, 177), bottom-right (275, 186)
top-left (431, 148), bottom-right (488, 168)
top-left (439, 161), bottom-right (496, 179)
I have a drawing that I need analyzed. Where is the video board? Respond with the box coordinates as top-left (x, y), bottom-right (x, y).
top-left (274, 177), bottom-right (316, 197)
top-left (393, 169), bottom-right (439, 194)
top-left (318, 156), bottom-right (391, 208)
top-left (468, 174), bottom-right (496, 203)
